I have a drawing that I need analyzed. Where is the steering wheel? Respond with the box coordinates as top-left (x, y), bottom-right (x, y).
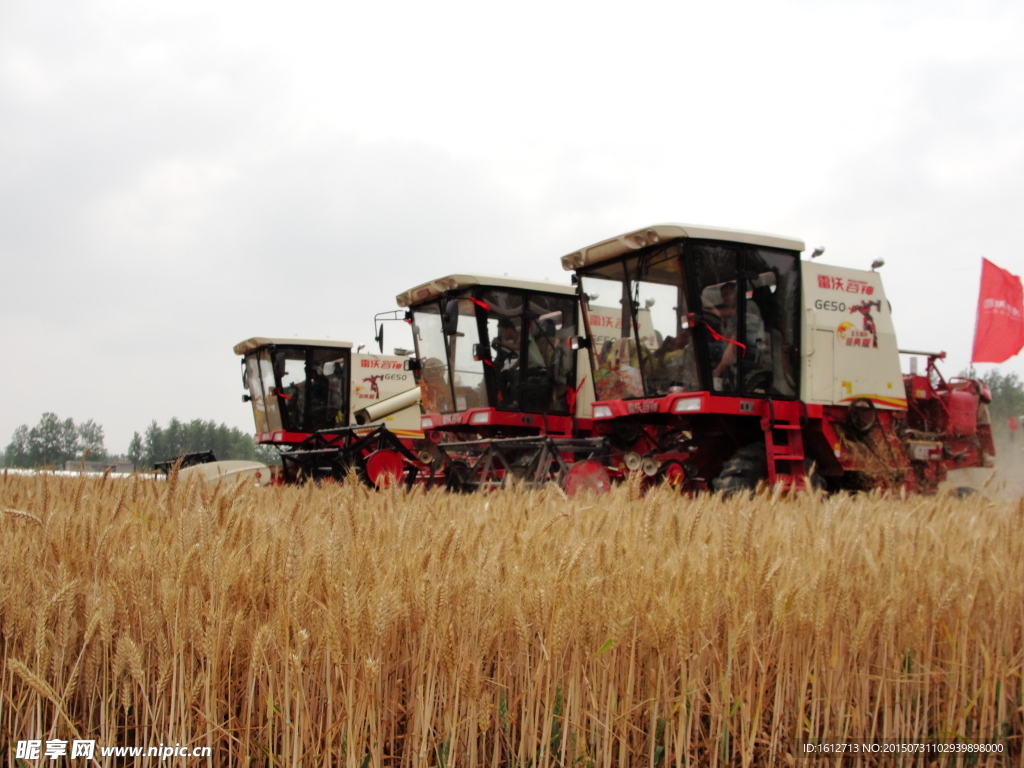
top-left (492, 339), bottom-right (520, 362)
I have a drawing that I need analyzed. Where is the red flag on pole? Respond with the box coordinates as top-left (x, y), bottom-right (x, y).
top-left (971, 258), bottom-right (1024, 363)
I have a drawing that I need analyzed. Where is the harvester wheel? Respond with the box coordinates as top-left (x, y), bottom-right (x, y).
top-left (365, 449), bottom-right (406, 489)
top-left (712, 443), bottom-right (767, 496)
top-left (656, 459), bottom-right (688, 488)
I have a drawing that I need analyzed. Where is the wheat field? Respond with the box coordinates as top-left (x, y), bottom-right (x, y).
top-left (1, 470), bottom-right (1021, 766)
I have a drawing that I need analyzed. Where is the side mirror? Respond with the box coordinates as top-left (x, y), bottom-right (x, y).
top-left (375, 324), bottom-right (384, 354)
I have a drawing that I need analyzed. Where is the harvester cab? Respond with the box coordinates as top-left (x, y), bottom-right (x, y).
top-left (395, 275), bottom-right (595, 435)
top-left (561, 224), bottom-right (994, 494)
top-left (394, 275), bottom-right (610, 491)
top-left (234, 337), bottom-right (426, 485)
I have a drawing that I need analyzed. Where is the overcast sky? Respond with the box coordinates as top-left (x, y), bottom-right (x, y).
top-left (3, 0), bottom-right (1023, 454)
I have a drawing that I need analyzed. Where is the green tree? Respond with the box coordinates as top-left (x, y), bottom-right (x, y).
top-left (3, 414), bottom-right (111, 468)
top-left (77, 419), bottom-right (108, 462)
top-left (127, 432), bottom-right (144, 469)
top-left (134, 418), bottom-right (278, 468)
top-left (254, 444), bottom-right (281, 466)
top-left (29, 413), bottom-right (79, 467)
top-left (5, 425), bottom-right (30, 467)
top-left (975, 369), bottom-right (1024, 443)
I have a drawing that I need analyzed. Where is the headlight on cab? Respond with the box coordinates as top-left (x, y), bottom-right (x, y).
top-left (672, 397), bottom-right (703, 414)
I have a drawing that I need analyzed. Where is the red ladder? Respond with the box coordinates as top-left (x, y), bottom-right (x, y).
top-left (761, 400), bottom-right (808, 491)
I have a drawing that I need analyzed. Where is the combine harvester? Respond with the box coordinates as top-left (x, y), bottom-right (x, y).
top-left (233, 337), bottom-right (428, 486)
top-left (555, 223), bottom-right (995, 493)
top-left (391, 274), bottom-right (608, 492)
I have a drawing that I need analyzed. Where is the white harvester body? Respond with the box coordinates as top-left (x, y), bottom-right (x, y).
top-left (799, 262), bottom-right (906, 410)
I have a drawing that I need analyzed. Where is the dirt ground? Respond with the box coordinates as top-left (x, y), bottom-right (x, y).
top-left (943, 440), bottom-right (1024, 499)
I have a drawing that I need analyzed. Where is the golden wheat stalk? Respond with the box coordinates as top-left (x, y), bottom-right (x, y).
top-left (2, 507), bottom-right (43, 526)
top-left (0, 475), bottom-right (1020, 767)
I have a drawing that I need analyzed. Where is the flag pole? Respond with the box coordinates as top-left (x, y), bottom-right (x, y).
top-left (970, 257), bottom-right (985, 368)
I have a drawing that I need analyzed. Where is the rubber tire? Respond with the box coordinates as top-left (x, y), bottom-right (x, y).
top-left (712, 443), bottom-right (768, 495)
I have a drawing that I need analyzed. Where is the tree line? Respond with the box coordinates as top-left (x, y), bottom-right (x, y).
top-left (3, 414), bottom-right (278, 470)
top-left (4, 414), bottom-right (108, 468)
top-left (978, 369), bottom-right (1024, 445)
top-left (127, 418), bottom-right (278, 469)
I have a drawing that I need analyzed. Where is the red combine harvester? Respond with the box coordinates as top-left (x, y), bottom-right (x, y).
top-left (391, 275), bottom-right (613, 492)
top-left (556, 224), bottom-right (995, 493)
top-left (234, 337), bottom-right (435, 487)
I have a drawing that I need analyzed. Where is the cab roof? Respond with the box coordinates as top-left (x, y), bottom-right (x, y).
top-left (560, 224), bottom-right (806, 271)
top-left (396, 274), bottom-right (576, 308)
top-left (233, 337), bottom-right (353, 355)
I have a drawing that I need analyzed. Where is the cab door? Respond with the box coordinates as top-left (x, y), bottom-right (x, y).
top-left (254, 350), bottom-right (284, 434)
